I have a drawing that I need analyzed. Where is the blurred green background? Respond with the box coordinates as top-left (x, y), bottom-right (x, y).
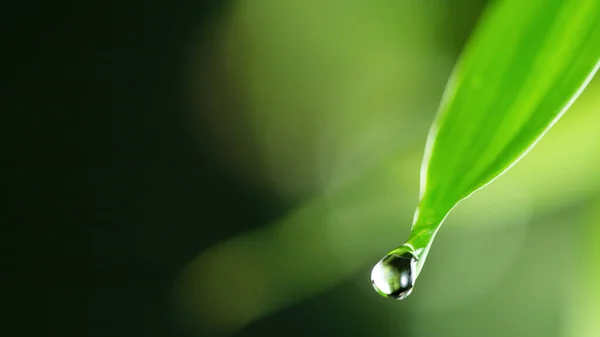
top-left (3, 0), bottom-right (599, 336)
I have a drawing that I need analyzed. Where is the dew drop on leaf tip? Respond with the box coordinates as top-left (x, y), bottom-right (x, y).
top-left (371, 249), bottom-right (418, 300)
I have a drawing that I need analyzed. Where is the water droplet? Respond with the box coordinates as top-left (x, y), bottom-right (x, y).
top-left (371, 250), bottom-right (418, 300)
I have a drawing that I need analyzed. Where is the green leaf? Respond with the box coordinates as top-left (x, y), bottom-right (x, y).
top-left (373, 0), bottom-right (600, 298)
top-left (421, 0), bottom-right (600, 214)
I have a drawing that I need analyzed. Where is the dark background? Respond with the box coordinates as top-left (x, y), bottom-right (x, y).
top-left (1, 1), bottom-right (269, 336)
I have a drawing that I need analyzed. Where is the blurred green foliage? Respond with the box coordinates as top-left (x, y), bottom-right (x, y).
top-left (179, 0), bottom-right (600, 336)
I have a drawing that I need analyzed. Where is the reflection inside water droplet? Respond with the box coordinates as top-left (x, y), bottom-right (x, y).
top-left (371, 250), bottom-right (418, 300)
